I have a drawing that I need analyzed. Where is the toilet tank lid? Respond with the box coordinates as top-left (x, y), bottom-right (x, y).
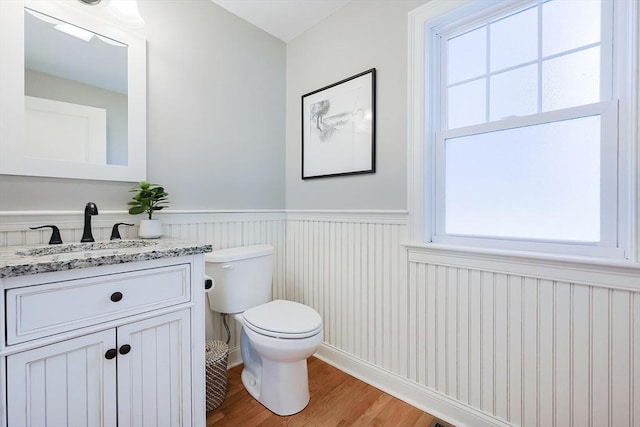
top-left (205, 244), bottom-right (274, 263)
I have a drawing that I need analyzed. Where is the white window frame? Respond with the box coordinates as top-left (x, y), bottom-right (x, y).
top-left (407, 0), bottom-right (639, 260)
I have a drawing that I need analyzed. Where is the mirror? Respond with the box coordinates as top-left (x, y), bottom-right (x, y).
top-left (25, 9), bottom-right (128, 166)
top-left (0, 0), bottom-right (146, 182)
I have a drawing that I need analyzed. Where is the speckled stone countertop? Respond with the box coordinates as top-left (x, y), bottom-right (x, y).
top-left (0, 238), bottom-right (212, 278)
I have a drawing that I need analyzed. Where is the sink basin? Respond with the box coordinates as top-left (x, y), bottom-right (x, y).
top-left (16, 240), bottom-right (157, 257)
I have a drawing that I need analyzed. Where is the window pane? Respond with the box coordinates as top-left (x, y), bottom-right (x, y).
top-left (490, 6), bottom-right (537, 72)
top-left (542, 47), bottom-right (600, 112)
top-left (490, 64), bottom-right (537, 121)
top-left (448, 78), bottom-right (486, 129)
top-left (543, 0), bottom-right (601, 57)
top-left (445, 115), bottom-right (601, 242)
top-left (448, 27), bottom-right (486, 84)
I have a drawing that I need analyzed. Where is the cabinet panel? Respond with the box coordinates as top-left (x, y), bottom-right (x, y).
top-left (6, 330), bottom-right (117, 427)
top-left (6, 264), bottom-right (190, 344)
top-left (117, 309), bottom-right (192, 427)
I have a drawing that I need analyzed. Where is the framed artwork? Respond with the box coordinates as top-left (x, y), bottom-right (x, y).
top-left (301, 68), bottom-right (376, 179)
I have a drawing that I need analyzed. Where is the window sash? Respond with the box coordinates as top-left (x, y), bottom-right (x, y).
top-left (433, 101), bottom-right (619, 256)
top-left (438, 0), bottom-right (613, 130)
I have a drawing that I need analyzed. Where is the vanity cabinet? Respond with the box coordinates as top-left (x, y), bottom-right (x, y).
top-left (7, 310), bottom-right (190, 427)
top-left (0, 253), bottom-right (207, 427)
top-left (7, 329), bottom-right (118, 426)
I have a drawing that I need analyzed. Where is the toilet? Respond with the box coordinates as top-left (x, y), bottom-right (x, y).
top-left (204, 244), bottom-right (323, 416)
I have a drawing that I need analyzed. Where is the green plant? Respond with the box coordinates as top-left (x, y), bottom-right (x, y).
top-left (127, 181), bottom-right (169, 220)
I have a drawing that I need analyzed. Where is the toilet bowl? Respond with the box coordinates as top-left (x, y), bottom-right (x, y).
top-left (235, 300), bottom-right (322, 415)
top-left (204, 245), bottom-right (323, 416)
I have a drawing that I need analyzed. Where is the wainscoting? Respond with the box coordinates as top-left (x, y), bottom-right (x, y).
top-left (281, 211), bottom-right (640, 427)
top-left (1, 209), bottom-right (639, 427)
top-left (286, 211), bottom-right (410, 373)
top-left (406, 249), bottom-right (640, 427)
top-left (0, 210), bottom-right (287, 352)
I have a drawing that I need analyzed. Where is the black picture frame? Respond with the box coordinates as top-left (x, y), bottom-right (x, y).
top-left (301, 68), bottom-right (376, 180)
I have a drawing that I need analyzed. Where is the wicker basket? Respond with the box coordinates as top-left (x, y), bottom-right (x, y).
top-left (205, 340), bottom-right (229, 412)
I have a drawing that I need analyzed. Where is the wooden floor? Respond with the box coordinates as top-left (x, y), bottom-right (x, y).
top-left (207, 357), bottom-right (438, 426)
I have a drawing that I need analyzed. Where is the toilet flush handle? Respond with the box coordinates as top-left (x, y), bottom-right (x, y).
top-left (221, 264), bottom-right (232, 270)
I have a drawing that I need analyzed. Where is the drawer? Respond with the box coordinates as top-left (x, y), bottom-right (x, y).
top-left (6, 264), bottom-right (191, 345)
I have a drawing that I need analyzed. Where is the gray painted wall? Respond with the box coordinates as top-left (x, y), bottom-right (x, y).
top-left (0, 0), bottom-right (286, 211)
top-left (3, 0), bottom-right (426, 213)
top-left (285, 0), bottom-right (427, 210)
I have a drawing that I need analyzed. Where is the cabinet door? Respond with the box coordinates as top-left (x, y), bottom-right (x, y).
top-left (117, 309), bottom-right (192, 427)
top-left (6, 330), bottom-right (117, 427)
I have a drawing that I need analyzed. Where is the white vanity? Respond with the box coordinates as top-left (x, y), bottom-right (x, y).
top-left (0, 239), bottom-right (211, 427)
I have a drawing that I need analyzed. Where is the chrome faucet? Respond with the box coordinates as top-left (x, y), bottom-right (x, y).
top-left (81, 202), bottom-right (99, 243)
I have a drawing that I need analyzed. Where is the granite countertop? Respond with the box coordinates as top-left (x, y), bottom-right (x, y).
top-left (0, 238), bottom-right (212, 278)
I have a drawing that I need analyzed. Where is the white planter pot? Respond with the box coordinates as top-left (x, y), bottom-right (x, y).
top-left (138, 219), bottom-right (162, 239)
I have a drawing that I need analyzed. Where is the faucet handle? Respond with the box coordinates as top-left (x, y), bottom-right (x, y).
top-left (110, 223), bottom-right (134, 240)
top-left (30, 225), bottom-right (63, 245)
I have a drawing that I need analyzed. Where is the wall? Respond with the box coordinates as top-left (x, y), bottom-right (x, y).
top-left (285, 0), bottom-right (426, 210)
top-left (285, 1), bottom-right (640, 427)
top-left (0, 0), bottom-right (286, 211)
top-left (4, 210), bottom-right (639, 427)
top-left (140, 0), bottom-right (285, 210)
top-left (286, 214), bottom-right (640, 427)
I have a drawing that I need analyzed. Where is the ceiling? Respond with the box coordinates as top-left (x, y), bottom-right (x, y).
top-left (211, 0), bottom-right (352, 43)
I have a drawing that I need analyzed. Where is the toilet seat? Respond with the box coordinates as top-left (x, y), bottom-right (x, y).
top-left (242, 300), bottom-right (322, 339)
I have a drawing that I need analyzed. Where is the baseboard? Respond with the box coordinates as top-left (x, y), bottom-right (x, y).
top-left (224, 341), bottom-right (511, 426)
top-left (314, 343), bottom-right (512, 427)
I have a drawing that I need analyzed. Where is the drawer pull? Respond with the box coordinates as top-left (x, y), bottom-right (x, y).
top-left (110, 292), bottom-right (123, 302)
top-left (119, 344), bottom-right (131, 355)
top-left (105, 349), bottom-right (117, 360)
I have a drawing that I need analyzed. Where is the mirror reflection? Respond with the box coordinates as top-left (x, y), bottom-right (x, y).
top-left (24, 9), bottom-right (128, 166)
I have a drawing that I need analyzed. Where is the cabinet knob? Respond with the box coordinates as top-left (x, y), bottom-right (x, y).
top-left (110, 292), bottom-right (123, 302)
top-left (105, 349), bottom-right (117, 360)
top-left (119, 344), bottom-right (131, 355)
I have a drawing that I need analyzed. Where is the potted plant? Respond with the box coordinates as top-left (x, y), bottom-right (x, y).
top-left (128, 181), bottom-right (169, 238)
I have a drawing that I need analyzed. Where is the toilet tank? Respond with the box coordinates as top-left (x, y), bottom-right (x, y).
top-left (204, 244), bottom-right (274, 314)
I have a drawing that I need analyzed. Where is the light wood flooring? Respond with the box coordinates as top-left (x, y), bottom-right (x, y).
top-left (206, 357), bottom-right (440, 426)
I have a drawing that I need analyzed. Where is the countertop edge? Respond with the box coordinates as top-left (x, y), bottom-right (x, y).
top-left (0, 239), bottom-right (212, 279)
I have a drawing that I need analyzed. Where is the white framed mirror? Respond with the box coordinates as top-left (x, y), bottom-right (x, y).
top-left (0, 0), bottom-right (146, 182)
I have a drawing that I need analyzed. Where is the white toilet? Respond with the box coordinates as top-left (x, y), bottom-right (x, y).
top-left (204, 244), bottom-right (323, 416)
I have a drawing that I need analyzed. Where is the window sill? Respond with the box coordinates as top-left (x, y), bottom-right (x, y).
top-left (403, 242), bottom-right (640, 291)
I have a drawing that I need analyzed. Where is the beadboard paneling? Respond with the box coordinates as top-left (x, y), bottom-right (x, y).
top-left (0, 211), bottom-right (287, 352)
top-left (408, 265), bottom-right (639, 427)
top-left (0, 212), bottom-right (139, 246)
top-left (161, 212), bottom-right (287, 350)
top-left (285, 216), bottom-right (409, 374)
top-left (289, 213), bottom-right (640, 427)
top-left (3, 210), bottom-right (640, 427)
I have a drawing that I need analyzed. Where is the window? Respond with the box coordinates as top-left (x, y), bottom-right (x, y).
top-left (408, 0), bottom-right (638, 259)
